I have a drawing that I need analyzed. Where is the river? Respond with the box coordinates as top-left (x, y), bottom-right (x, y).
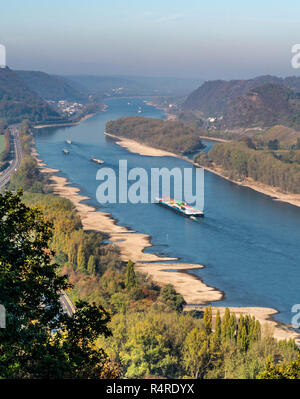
top-left (34, 97), bottom-right (300, 326)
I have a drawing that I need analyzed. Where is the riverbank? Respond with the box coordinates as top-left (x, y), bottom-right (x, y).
top-left (197, 162), bottom-right (300, 209)
top-left (107, 131), bottom-right (300, 209)
top-left (34, 112), bottom-right (97, 129)
top-left (104, 132), bottom-right (180, 157)
top-left (145, 100), bottom-right (177, 121)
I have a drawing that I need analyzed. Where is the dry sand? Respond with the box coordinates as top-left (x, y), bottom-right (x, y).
top-left (104, 132), bottom-right (178, 157)
top-left (136, 263), bottom-right (300, 344)
top-left (136, 263), bottom-right (223, 304)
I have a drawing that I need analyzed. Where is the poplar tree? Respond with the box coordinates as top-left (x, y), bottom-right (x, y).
top-left (87, 255), bottom-right (96, 274)
top-left (67, 241), bottom-right (76, 264)
top-left (221, 307), bottom-right (231, 342)
top-left (183, 328), bottom-right (209, 379)
top-left (253, 320), bottom-right (261, 341)
top-left (209, 310), bottom-right (223, 367)
top-left (125, 260), bottom-right (137, 291)
top-left (214, 310), bottom-right (222, 343)
top-left (77, 244), bottom-right (86, 272)
top-left (228, 313), bottom-right (237, 342)
top-left (203, 306), bottom-right (212, 335)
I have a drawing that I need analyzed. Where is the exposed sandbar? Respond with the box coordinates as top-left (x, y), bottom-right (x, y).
top-left (104, 132), bottom-right (178, 157)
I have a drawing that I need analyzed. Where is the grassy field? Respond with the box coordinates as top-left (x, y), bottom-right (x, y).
top-left (0, 135), bottom-right (4, 155)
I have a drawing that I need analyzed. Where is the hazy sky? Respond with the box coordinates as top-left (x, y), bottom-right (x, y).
top-left (1, 0), bottom-right (300, 79)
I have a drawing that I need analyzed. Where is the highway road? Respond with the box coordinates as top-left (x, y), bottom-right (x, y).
top-left (0, 124), bottom-right (22, 189)
top-left (60, 291), bottom-right (76, 317)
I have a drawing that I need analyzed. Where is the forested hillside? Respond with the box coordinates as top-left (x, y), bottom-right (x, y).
top-left (0, 68), bottom-right (61, 123)
top-left (16, 70), bottom-right (88, 102)
top-left (183, 75), bottom-right (300, 116)
top-left (220, 84), bottom-right (300, 130)
top-left (194, 140), bottom-right (300, 193)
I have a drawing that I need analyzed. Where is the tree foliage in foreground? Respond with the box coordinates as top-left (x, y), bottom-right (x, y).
top-left (258, 356), bottom-right (300, 379)
top-left (0, 190), bottom-right (119, 378)
top-left (100, 306), bottom-right (299, 379)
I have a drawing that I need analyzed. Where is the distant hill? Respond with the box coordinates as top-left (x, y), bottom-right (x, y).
top-left (220, 83), bottom-right (300, 130)
top-left (183, 75), bottom-right (300, 116)
top-left (67, 75), bottom-right (202, 97)
top-left (16, 70), bottom-right (88, 102)
top-left (0, 68), bottom-right (61, 123)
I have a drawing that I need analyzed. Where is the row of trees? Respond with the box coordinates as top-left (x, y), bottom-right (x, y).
top-left (195, 141), bottom-right (300, 193)
top-left (99, 305), bottom-right (299, 379)
top-left (0, 129), bottom-right (10, 171)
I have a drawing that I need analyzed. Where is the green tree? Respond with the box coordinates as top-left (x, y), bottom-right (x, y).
top-left (9, 155), bottom-right (47, 193)
top-left (120, 317), bottom-right (177, 378)
top-left (258, 356), bottom-right (300, 379)
top-left (228, 313), bottom-right (237, 342)
top-left (237, 324), bottom-right (248, 352)
top-left (111, 292), bottom-right (130, 314)
top-left (203, 306), bottom-right (212, 335)
top-left (87, 254), bottom-right (96, 274)
top-left (221, 307), bottom-right (231, 342)
top-left (54, 301), bottom-right (118, 378)
top-left (125, 260), bottom-right (137, 291)
top-left (183, 328), bottom-right (210, 378)
top-left (77, 244), bottom-right (86, 272)
top-left (212, 310), bottom-right (222, 349)
top-left (159, 284), bottom-right (186, 312)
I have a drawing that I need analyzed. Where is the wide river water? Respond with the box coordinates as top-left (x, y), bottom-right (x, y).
top-left (35, 97), bottom-right (300, 326)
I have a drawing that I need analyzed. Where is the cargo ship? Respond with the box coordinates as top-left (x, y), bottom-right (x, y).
top-left (156, 197), bottom-right (204, 218)
top-left (90, 157), bottom-right (104, 165)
